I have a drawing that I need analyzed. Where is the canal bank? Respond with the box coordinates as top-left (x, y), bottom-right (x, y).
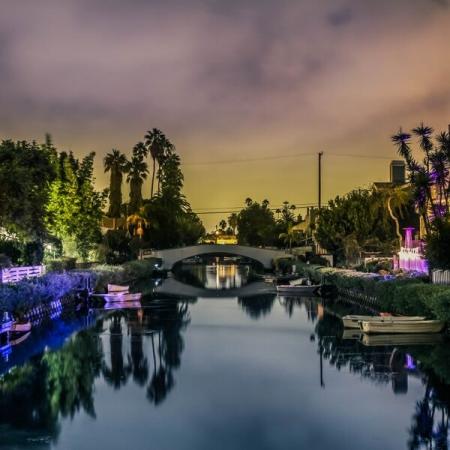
top-left (297, 263), bottom-right (450, 321)
top-left (0, 259), bottom-right (160, 320)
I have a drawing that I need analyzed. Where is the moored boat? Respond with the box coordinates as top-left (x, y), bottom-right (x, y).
top-left (360, 319), bottom-right (445, 334)
top-left (11, 321), bottom-right (32, 333)
top-left (276, 284), bottom-right (320, 296)
top-left (104, 300), bottom-right (142, 310)
top-left (342, 315), bottom-right (426, 329)
top-left (107, 284), bottom-right (129, 293)
top-left (103, 292), bottom-right (142, 302)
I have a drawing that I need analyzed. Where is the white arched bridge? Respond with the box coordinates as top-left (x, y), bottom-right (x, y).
top-left (144, 244), bottom-right (293, 270)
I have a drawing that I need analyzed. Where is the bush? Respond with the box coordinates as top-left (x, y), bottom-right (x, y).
top-left (45, 257), bottom-right (77, 272)
top-left (0, 271), bottom-right (92, 316)
top-left (90, 259), bottom-right (158, 291)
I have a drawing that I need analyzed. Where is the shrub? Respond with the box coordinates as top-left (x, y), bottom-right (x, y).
top-left (0, 272), bottom-right (92, 316)
top-left (45, 257), bottom-right (77, 272)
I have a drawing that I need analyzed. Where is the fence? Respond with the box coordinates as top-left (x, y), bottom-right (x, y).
top-left (0, 265), bottom-right (45, 284)
top-left (431, 270), bottom-right (450, 285)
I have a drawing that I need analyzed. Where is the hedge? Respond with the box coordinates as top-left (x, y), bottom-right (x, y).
top-left (297, 263), bottom-right (450, 321)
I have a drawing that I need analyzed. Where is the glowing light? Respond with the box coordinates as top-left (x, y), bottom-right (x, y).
top-left (398, 227), bottom-right (428, 273)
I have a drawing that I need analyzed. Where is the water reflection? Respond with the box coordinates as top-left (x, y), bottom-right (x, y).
top-left (174, 261), bottom-right (254, 290)
top-left (1, 277), bottom-right (450, 449)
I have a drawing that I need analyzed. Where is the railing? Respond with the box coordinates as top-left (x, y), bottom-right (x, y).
top-left (432, 270), bottom-right (450, 285)
top-left (0, 265), bottom-right (45, 284)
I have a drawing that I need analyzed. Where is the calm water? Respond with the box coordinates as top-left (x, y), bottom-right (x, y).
top-left (1, 264), bottom-right (450, 450)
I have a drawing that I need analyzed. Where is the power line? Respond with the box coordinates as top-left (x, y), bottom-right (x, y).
top-left (181, 152), bottom-right (394, 167)
top-left (193, 202), bottom-right (317, 210)
top-left (193, 204), bottom-right (317, 215)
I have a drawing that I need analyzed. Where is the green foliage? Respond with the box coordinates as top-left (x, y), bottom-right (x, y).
top-left (315, 188), bottom-right (398, 265)
top-left (45, 257), bottom-right (77, 272)
top-left (142, 152), bottom-right (204, 248)
top-left (46, 152), bottom-right (106, 261)
top-left (0, 139), bottom-right (56, 240)
top-left (91, 259), bottom-right (158, 291)
top-left (237, 198), bottom-right (277, 246)
top-left (425, 217), bottom-right (450, 270)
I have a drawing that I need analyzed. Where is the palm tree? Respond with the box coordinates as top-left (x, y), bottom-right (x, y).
top-left (228, 213), bottom-right (238, 234)
top-left (279, 224), bottom-right (301, 252)
top-left (219, 219), bottom-right (227, 231)
top-left (144, 129), bottom-right (174, 197)
top-left (126, 156), bottom-right (149, 214)
top-left (104, 149), bottom-right (128, 218)
top-left (245, 197), bottom-right (253, 207)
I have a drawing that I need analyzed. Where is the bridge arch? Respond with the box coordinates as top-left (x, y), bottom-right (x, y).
top-left (148, 244), bottom-right (293, 270)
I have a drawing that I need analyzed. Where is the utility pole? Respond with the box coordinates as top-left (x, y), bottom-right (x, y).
top-left (318, 151), bottom-right (324, 209)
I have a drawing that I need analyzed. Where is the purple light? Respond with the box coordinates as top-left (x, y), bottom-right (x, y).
top-left (398, 227), bottom-right (428, 273)
top-left (405, 354), bottom-right (416, 370)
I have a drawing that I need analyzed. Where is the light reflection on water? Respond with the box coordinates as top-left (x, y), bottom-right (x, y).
top-left (0, 265), bottom-right (449, 450)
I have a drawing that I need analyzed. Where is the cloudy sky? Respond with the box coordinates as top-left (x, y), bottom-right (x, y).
top-left (1, 0), bottom-right (450, 228)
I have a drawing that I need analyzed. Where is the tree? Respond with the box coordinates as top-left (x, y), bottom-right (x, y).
top-left (0, 139), bottom-right (55, 241)
top-left (219, 220), bottom-right (227, 231)
top-left (392, 124), bottom-right (450, 234)
top-left (46, 152), bottom-right (106, 260)
top-left (126, 155), bottom-right (148, 214)
top-left (104, 149), bottom-right (128, 218)
top-left (279, 224), bottom-right (303, 252)
top-left (315, 188), bottom-right (398, 265)
top-left (142, 150), bottom-right (204, 248)
top-left (237, 199), bottom-right (276, 247)
top-left (228, 213), bottom-right (238, 234)
top-left (144, 128), bottom-right (174, 197)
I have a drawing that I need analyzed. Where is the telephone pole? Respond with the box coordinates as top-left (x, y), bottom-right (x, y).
top-left (318, 151), bottom-right (323, 209)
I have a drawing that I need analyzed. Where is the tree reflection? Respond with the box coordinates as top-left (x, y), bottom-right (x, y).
top-left (102, 313), bottom-right (131, 389)
top-left (238, 294), bottom-right (276, 319)
top-left (0, 321), bottom-right (104, 446)
top-left (145, 301), bottom-right (190, 405)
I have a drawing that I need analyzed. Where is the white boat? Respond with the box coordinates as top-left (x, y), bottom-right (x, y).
top-left (104, 301), bottom-right (142, 310)
top-left (103, 292), bottom-right (142, 302)
top-left (342, 315), bottom-right (426, 329)
top-left (107, 284), bottom-right (129, 293)
top-left (360, 319), bottom-right (445, 334)
top-left (276, 284), bottom-right (319, 295)
top-left (11, 321), bottom-right (32, 333)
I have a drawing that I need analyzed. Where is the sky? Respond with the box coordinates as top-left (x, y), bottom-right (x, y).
top-left (1, 0), bottom-right (450, 230)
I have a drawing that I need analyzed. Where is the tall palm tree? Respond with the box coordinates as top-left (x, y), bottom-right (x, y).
top-left (104, 149), bottom-right (128, 218)
top-left (126, 156), bottom-right (149, 214)
top-left (144, 129), bottom-right (174, 197)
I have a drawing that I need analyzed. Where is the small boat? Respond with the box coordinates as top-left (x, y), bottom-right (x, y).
top-left (361, 333), bottom-right (444, 347)
top-left (360, 319), bottom-right (445, 334)
top-left (107, 284), bottom-right (129, 293)
top-left (11, 321), bottom-right (32, 333)
top-left (103, 292), bottom-right (142, 302)
top-left (342, 315), bottom-right (426, 329)
top-left (104, 301), bottom-right (142, 310)
top-left (276, 284), bottom-right (320, 295)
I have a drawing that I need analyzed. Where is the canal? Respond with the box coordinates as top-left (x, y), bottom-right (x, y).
top-left (1, 263), bottom-right (449, 449)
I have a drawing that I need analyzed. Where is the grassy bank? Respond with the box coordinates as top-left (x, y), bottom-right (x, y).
top-left (0, 259), bottom-right (159, 317)
top-left (298, 263), bottom-right (450, 321)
